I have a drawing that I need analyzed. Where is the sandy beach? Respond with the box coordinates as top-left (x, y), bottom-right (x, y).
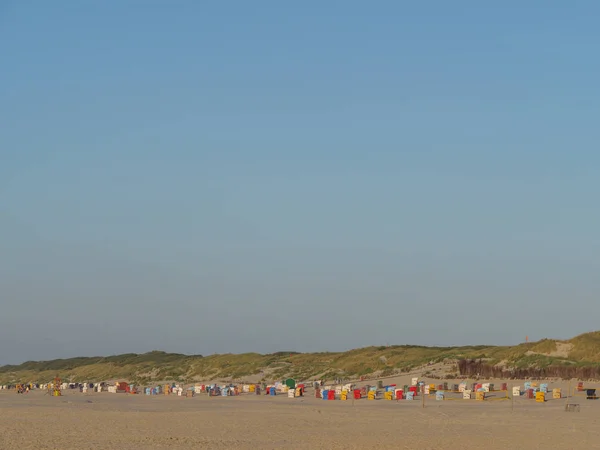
top-left (1, 381), bottom-right (599, 450)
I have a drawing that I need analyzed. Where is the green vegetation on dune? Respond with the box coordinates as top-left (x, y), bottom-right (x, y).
top-left (2, 332), bottom-right (600, 385)
top-left (566, 332), bottom-right (600, 361)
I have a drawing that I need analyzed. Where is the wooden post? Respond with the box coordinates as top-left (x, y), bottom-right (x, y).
top-left (511, 384), bottom-right (514, 411)
top-left (421, 384), bottom-right (425, 408)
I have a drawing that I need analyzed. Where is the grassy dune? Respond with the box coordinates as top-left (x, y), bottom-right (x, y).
top-left (2, 332), bottom-right (600, 385)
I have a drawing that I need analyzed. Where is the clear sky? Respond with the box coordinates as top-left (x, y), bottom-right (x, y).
top-left (1, 1), bottom-right (599, 365)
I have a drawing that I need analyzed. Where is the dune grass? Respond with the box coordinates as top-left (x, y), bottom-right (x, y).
top-left (2, 332), bottom-right (600, 385)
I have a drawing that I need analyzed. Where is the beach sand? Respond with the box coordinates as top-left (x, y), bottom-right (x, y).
top-left (1, 383), bottom-right (599, 449)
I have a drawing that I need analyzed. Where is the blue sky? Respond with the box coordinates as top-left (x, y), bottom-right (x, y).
top-left (1, 1), bottom-right (599, 364)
